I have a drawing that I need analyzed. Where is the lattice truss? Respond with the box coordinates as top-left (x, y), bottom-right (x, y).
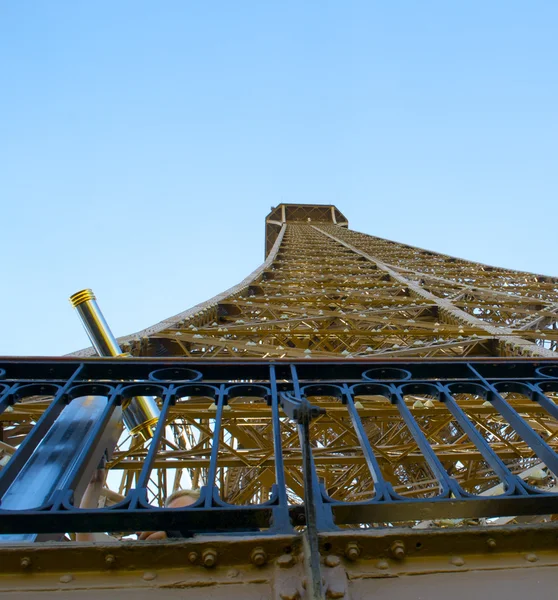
top-left (121, 220), bottom-right (558, 361)
top-left (3, 207), bottom-right (558, 527)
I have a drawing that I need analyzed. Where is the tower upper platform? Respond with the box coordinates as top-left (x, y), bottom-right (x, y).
top-left (265, 203), bottom-right (348, 256)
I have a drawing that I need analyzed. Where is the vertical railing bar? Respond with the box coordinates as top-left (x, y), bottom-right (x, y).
top-left (439, 385), bottom-right (522, 494)
top-left (205, 385), bottom-right (225, 507)
top-left (533, 387), bottom-right (558, 423)
top-left (290, 364), bottom-right (302, 397)
top-left (269, 365), bottom-right (289, 504)
top-left (290, 366), bottom-right (323, 493)
top-left (135, 385), bottom-right (176, 490)
top-left (469, 365), bottom-right (558, 478)
top-left (393, 386), bottom-right (460, 497)
top-left (342, 385), bottom-right (388, 499)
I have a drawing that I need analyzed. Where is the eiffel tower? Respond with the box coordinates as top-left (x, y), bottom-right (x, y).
top-left (62, 204), bottom-right (557, 510)
top-left (75, 203), bottom-right (558, 362)
top-left (3, 204), bottom-right (558, 599)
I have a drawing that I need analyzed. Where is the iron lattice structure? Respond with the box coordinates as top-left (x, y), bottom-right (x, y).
top-left (96, 203), bottom-right (558, 361)
top-left (4, 204), bottom-right (558, 528)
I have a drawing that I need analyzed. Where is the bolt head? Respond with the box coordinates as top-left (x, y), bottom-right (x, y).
top-left (20, 557), bottom-right (31, 569)
top-left (202, 548), bottom-right (218, 568)
top-left (105, 554), bottom-right (116, 567)
top-left (277, 553), bottom-right (296, 568)
top-left (345, 542), bottom-right (360, 561)
top-left (324, 554), bottom-right (341, 568)
top-left (390, 540), bottom-right (406, 560)
top-left (251, 546), bottom-right (267, 566)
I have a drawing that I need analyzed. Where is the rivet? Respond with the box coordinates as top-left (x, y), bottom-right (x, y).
top-left (324, 554), bottom-right (341, 568)
top-left (251, 546), bottom-right (267, 566)
top-left (451, 556), bottom-right (465, 567)
top-left (59, 574), bottom-right (74, 583)
top-left (20, 557), bottom-right (31, 569)
top-left (188, 551), bottom-right (199, 564)
top-left (390, 540), bottom-right (406, 560)
top-left (345, 542), bottom-right (360, 561)
top-left (525, 553), bottom-right (538, 563)
top-left (277, 553), bottom-right (296, 568)
top-left (376, 560), bottom-right (389, 570)
top-left (326, 580), bottom-right (346, 599)
top-left (202, 547), bottom-right (218, 568)
top-left (486, 538), bottom-right (497, 549)
top-left (142, 571), bottom-right (157, 581)
top-left (105, 554), bottom-right (116, 568)
top-left (279, 587), bottom-right (301, 600)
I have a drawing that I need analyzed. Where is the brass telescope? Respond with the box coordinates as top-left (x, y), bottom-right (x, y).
top-left (69, 289), bottom-right (160, 440)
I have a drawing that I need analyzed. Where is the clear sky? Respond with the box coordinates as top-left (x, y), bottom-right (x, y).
top-left (1, 1), bottom-right (557, 356)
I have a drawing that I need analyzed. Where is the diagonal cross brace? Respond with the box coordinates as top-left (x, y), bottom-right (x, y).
top-left (314, 225), bottom-right (558, 358)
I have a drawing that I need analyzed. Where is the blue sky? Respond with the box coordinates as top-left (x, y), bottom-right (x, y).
top-left (1, 1), bottom-right (557, 355)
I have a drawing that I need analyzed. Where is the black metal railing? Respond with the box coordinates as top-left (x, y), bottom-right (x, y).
top-left (1, 358), bottom-right (558, 540)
